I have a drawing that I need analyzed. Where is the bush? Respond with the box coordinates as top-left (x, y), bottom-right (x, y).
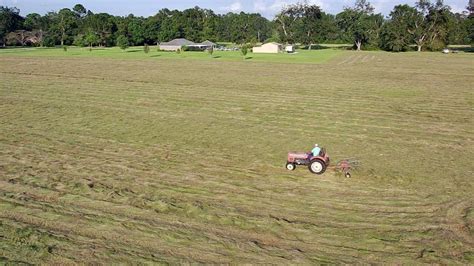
top-left (116, 35), bottom-right (129, 50)
top-left (144, 44), bottom-right (150, 53)
top-left (42, 35), bottom-right (57, 47)
top-left (63, 46), bottom-right (68, 52)
top-left (428, 39), bottom-right (446, 51)
top-left (73, 34), bottom-right (86, 47)
top-left (85, 31), bottom-right (99, 49)
top-left (176, 48), bottom-right (181, 54)
top-left (241, 45), bottom-right (248, 57)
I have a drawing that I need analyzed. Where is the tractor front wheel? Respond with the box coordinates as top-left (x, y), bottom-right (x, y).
top-left (286, 162), bottom-right (296, 171)
top-left (308, 159), bottom-right (326, 175)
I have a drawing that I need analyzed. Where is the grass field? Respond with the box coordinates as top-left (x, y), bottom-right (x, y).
top-left (0, 46), bottom-right (342, 64)
top-left (0, 47), bottom-right (473, 263)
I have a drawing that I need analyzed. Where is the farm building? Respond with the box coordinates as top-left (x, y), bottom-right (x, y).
top-left (285, 45), bottom-right (295, 53)
top-left (159, 38), bottom-right (195, 51)
top-left (252, 42), bottom-right (283, 53)
top-left (200, 40), bottom-right (216, 48)
top-left (159, 38), bottom-right (217, 51)
top-left (187, 40), bottom-right (217, 51)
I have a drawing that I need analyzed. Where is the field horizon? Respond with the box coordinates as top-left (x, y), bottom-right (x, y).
top-left (0, 46), bottom-right (345, 64)
top-left (1, 48), bottom-right (473, 263)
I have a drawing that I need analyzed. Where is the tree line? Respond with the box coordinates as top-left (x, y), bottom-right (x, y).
top-left (0, 0), bottom-right (472, 52)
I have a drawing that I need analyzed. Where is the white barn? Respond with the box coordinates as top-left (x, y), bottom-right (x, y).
top-left (252, 42), bottom-right (283, 54)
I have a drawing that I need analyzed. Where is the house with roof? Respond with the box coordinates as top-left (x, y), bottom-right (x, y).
top-left (252, 42), bottom-right (283, 54)
top-left (159, 38), bottom-right (217, 51)
top-left (200, 40), bottom-right (217, 48)
top-left (159, 38), bottom-right (195, 51)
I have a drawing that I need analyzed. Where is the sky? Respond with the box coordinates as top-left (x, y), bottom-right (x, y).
top-left (0, 0), bottom-right (469, 18)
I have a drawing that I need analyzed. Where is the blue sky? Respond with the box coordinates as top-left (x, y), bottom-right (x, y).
top-left (0, 0), bottom-right (469, 18)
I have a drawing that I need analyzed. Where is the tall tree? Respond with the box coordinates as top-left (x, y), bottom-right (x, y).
top-left (336, 0), bottom-right (383, 50)
top-left (73, 4), bottom-right (87, 18)
top-left (447, 11), bottom-right (470, 45)
top-left (202, 9), bottom-right (218, 41)
top-left (83, 13), bottom-right (116, 46)
top-left (275, 1), bottom-right (323, 48)
top-left (274, 2), bottom-right (301, 43)
top-left (41, 11), bottom-right (61, 46)
top-left (24, 13), bottom-right (48, 46)
top-left (409, 0), bottom-right (453, 51)
top-left (84, 30), bottom-right (99, 49)
top-left (217, 12), bottom-right (270, 44)
top-left (380, 5), bottom-right (419, 51)
top-left (156, 9), bottom-right (183, 42)
top-left (143, 14), bottom-right (161, 44)
top-left (0, 2), bottom-right (469, 50)
top-left (57, 8), bottom-right (77, 46)
top-left (116, 14), bottom-right (145, 46)
top-left (468, 1), bottom-right (474, 44)
top-left (0, 6), bottom-right (24, 46)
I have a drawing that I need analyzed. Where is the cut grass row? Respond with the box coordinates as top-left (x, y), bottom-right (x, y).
top-left (0, 51), bottom-right (473, 263)
top-left (0, 46), bottom-right (342, 64)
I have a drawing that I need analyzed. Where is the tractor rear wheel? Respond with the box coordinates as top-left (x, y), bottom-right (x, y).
top-left (308, 159), bottom-right (326, 175)
top-left (286, 162), bottom-right (296, 171)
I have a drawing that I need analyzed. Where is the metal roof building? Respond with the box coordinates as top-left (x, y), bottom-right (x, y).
top-left (159, 38), bottom-right (217, 51)
top-left (159, 38), bottom-right (196, 51)
top-left (252, 42), bottom-right (283, 54)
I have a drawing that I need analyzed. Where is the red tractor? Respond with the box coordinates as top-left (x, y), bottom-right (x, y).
top-left (286, 148), bottom-right (330, 175)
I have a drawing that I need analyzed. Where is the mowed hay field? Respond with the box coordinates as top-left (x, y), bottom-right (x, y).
top-left (0, 49), bottom-right (473, 263)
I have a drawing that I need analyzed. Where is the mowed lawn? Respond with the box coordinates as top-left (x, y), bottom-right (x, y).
top-left (0, 48), bottom-right (473, 264)
top-left (0, 46), bottom-right (342, 64)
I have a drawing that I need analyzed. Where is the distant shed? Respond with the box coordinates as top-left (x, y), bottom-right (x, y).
top-left (252, 42), bottom-right (283, 54)
top-left (199, 40), bottom-right (217, 48)
top-left (159, 38), bottom-right (195, 51)
top-left (159, 38), bottom-right (217, 51)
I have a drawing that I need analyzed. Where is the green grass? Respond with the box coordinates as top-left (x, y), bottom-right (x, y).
top-left (0, 46), bottom-right (342, 64)
top-left (0, 49), bottom-right (473, 264)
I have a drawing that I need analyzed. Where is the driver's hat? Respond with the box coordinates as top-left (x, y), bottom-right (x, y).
top-left (314, 143), bottom-right (319, 147)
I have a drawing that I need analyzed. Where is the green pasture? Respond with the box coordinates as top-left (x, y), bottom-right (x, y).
top-left (0, 49), bottom-right (473, 264)
top-left (0, 46), bottom-right (342, 63)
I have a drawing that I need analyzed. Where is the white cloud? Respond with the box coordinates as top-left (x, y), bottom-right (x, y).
top-left (0, 0), bottom-right (18, 5)
top-left (371, 0), bottom-right (395, 15)
top-left (269, 0), bottom-right (290, 13)
top-left (309, 0), bottom-right (329, 10)
top-left (221, 1), bottom-right (243, 12)
top-left (253, 0), bottom-right (267, 13)
top-left (252, 0), bottom-right (288, 16)
top-left (258, 0), bottom-right (339, 17)
top-left (448, 3), bottom-right (467, 14)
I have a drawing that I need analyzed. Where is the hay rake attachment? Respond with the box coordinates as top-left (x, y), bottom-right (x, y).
top-left (330, 158), bottom-right (361, 178)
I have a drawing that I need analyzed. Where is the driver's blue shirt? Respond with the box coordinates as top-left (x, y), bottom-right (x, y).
top-left (311, 147), bottom-right (321, 156)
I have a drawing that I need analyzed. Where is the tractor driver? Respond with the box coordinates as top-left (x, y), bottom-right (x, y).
top-left (311, 144), bottom-right (321, 157)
